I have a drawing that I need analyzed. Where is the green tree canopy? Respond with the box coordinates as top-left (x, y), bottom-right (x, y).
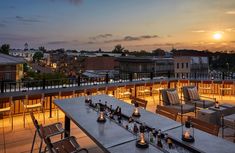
top-left (33, 52), bottom-right (43, 62)
top-left (152, 48), bottom-right (165, 56)
top-left (0, 44), bottom-right (10, 55)
top-left (112, 44), bottom-right (124, 53)
top-left (38, 46), bottom-right (46, 52)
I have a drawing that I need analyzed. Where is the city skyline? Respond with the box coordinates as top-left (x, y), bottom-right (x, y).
top-left (0, 0), bottom-right (235, 51)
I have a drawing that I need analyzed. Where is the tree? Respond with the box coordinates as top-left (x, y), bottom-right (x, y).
top-left (23, 63), bottom-right (29, 72)
top-left (38, 46), bottom-right (46, 52)
top-left (112, 44), bottom-right (124, 53)
top-left (152, 48), bottom-right (165, 56)
top-left (123, 49), bottom-right (129, 53)
top-left (33, 52), bottom-right (43, 62)
top-left (0, 44), bottom-right (10, 55)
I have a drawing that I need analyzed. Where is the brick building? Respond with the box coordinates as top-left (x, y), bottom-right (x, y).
top-left (84, 57), bottom-right (118, 70)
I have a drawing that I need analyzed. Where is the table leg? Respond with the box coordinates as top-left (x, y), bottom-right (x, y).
top-left (65, 115), bottom-right (70, 138)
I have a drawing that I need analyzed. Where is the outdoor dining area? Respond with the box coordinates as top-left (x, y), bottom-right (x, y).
top-left (1, 78), bottom-right (235, 152)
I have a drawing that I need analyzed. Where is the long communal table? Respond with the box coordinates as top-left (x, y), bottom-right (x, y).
top-left (91, 95), bottom-right (181, 132)
top-left (54, 95), bottom-right (235, 153)
top-left (54, 95), bottom-right (181, 153)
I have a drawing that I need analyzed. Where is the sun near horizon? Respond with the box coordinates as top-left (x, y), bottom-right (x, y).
top-left (213, 32), bottom-right (223, 40)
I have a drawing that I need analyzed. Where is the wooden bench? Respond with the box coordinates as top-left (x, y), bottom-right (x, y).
top-left (156, 105), bottom-right (178, 121)
top-left (188, 116), bottom-right (220, 136)
top-left (130, 96), bottom-right (147, 109)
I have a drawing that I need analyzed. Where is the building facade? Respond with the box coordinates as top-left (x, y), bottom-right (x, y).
top-left (116, 56), bottom-right (174, 79)
top-left (174, 56), bottom-right (209, 79)
top-left (0, 53), bottom-right (25, 81)
top-left (9, 49), bottom-right (41, 62)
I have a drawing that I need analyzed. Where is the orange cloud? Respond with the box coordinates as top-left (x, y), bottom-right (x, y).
top-left (225, 11), bottom-right (235, 14)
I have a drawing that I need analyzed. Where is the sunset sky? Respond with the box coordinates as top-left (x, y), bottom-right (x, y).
top-left (0, 0), bottom-right (235, 51)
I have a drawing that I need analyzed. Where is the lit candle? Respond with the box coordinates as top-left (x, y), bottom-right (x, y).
top-left (134, 108), bottom-right (139, 115)
top-left (100, 112), bottom-right (104, 120)
top-left (140, 133), bottom-right (145, 144)
top-left (215, 101), bottom-right (219, 108)
top-left (184, 131), bottom-right (190, 139)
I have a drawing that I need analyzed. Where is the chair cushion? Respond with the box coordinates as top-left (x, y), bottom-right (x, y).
top-left (161, 88), bottom-right (176, 106)
top-left (167, 90), bottom-right (180, 105)
top-left (192, 100), bottom-right (214, 108)
top-left (165, 104), bottom-right (195, 114)
top-left (188, 87), bottom-right (200, 100)
top-left (182, 86), bottom-right (195, 102)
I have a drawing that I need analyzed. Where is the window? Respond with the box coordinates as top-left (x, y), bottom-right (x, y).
top-left (186, 63), bottom-right (189, 68)
top-left (181, 63), bottom-right (184, 68)
top-left (5, 73), bottom-right (12, 80)
top-left (177, 63), bottom-right (179, 69)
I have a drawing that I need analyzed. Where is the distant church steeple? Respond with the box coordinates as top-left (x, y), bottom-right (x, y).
top-left (24, 43), bottom-right (28, 51)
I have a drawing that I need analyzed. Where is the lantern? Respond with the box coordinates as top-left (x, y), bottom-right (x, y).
top-left (85, 92), bottom-right (92, 104)
top-left (181, 121), bottom-right (194, 142)
top-left (136, 124), bottom-right (149, 148)
top-left (215, 101), bottom-right (220, 109)
top-left (211, 76), bottom-right (214, 80)
top-left (97, 105), bottom-right (106, 123)
top-left (132, 101), bottom-right (141, 117)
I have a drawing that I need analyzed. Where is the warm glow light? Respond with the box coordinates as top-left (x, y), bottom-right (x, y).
top-left (184, 131), bottom-right (190, 139)
top-left (140, 133), bottom-right (145, 144)
top-left (213, 32), bottom-right (222, 40)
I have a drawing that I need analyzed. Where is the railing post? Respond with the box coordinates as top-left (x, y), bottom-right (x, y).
top-left (1, 80), bottom-right (4, 93)
top-left (150, 72), bottom-right (153, 80)
top-left (129, 73), bottom-right (133, 82)
top-left (42, 78), bottom-right (46, 90)
top-left (167, 71), bottom-right (171, 79)
top-left (167, 80), bottom-right (170, 89)
top-left (105, 73), bottom-right (109, 84)
top-left (77, 76), bottom-right (80, 86)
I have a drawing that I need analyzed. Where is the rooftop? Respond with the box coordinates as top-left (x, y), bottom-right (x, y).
top-left (0, 53), bottom-right (25, 65)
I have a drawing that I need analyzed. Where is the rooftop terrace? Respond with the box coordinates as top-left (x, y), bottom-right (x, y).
top-left (1, 78), bottom-right (235, 153)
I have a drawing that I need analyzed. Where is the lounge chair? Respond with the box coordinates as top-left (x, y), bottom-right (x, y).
top-left (160, 88), bottom-right (195, 122)
top-left (182, 86), bottom-right (215, 108)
